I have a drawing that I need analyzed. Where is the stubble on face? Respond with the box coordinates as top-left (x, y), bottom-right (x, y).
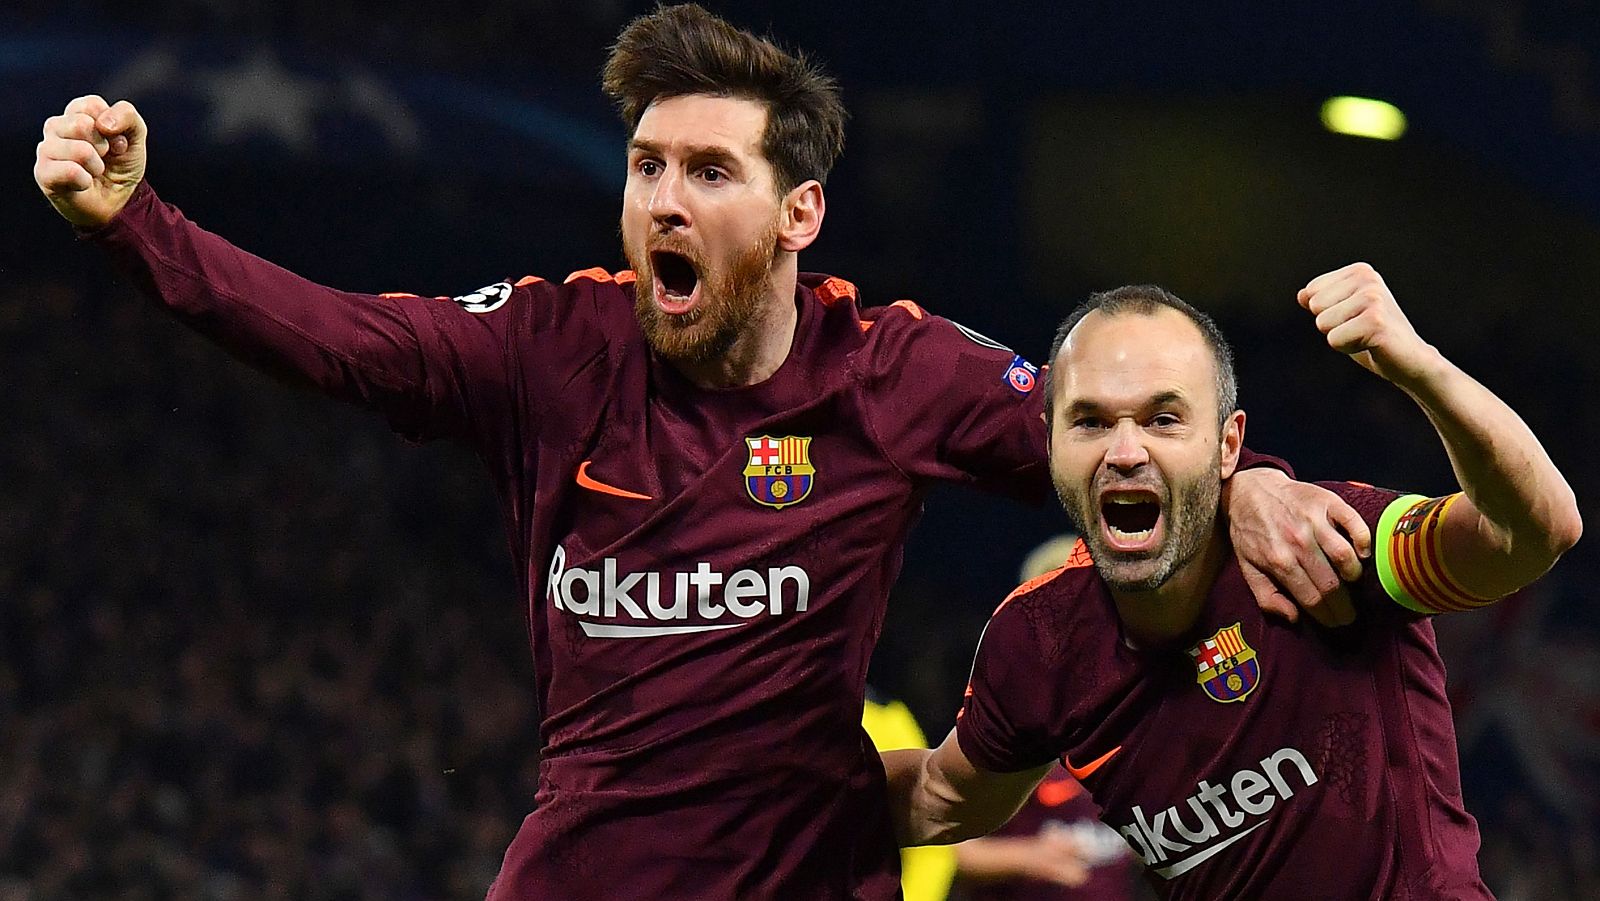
top-left (625, 219), bottom-right (780, 365)
top-left (1055, 444), bottom-right (1223, 594)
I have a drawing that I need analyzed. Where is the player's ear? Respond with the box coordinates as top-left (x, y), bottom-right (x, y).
top-left (777, 179), bottom-right (824, 253)
top-left (1219, 409), bottom-right (1245, 479)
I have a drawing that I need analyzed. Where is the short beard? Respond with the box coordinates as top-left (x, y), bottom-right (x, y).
top-left (1056, 448), bottom-right (1223, 594)
top-left (626, 222), bottom-right (779, 366)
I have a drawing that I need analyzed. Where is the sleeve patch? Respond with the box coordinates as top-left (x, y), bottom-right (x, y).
top-left (1375, 493), bottom-right (1495, 614)
top-left (452, 281), bottom-right (513, 314)
top-left (1003, 355), bottom-right (1039, 394)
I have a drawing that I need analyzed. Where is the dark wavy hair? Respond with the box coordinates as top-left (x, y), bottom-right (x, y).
top-left (602, 3), bottom-right (847, 193)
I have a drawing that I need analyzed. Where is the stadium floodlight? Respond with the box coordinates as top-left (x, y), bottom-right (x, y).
top-left (1320, 96), bottom-right (1407, 141)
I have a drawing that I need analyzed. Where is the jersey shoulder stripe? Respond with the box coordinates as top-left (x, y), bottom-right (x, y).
top-left (858, 300), bottom-right (927, 333)
top-left (991, 539), bottom-right (1094, 617)
top-left (564, 267), bottom-right (637, 285)
top-left (813, 276), bottom-right (860, 306)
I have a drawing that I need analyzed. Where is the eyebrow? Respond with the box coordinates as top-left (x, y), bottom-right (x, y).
top-left (1064, 391), bottom-right (1190, 417)
top-left (628, 139), bottom-right (743, 169)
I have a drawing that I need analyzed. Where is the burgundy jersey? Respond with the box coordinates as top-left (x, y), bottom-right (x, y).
top-left (90, 185), bottom-right (1050, 899)
top-left (960, 766), bottom-right (1138, 901)
top-left (956, 482), bottom-right (1492, 900)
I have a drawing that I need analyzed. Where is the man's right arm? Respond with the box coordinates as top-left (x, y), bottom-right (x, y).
top-left (882, 732), bottom-right (1051, 847)
top-left (1299, 263), bottom-right (1583, 607)
top-left (34, 95), bottom-right (517, 442)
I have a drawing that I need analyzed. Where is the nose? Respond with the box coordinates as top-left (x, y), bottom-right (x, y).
top-left (1103, 421), bottom-right (1150, 472)
top-left (648, 167), bottom-right (690, 230)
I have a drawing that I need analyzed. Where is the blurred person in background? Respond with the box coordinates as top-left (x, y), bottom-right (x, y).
top-left (864, 689), bottom-right (960, 901)
top-left (33, 4), bottom-right (1373, 897)
top-left (885, 266), bottom-right (1581, 898)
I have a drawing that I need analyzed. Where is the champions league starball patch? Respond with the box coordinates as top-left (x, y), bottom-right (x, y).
top-left (1002, 355), bottom-right (1039, 395)
top-left (452, 281), bottom-right (513, 313)
top-left (743, 436), bottom-right (815, 510)
top-left (1188, 623), bottom-right (1261, 703)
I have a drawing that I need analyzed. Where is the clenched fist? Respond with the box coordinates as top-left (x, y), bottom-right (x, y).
top-left (1297, 262), bottom-right (1443, 388)
top-left (34, 95), bottom-right (148, 229)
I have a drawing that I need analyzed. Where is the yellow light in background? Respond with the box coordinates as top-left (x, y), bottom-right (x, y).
top-left (1320, 96), bottom-right (1407, 140)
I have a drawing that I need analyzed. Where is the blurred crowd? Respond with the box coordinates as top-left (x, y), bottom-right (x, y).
top-left (0, 274), bottom-right (538, 898)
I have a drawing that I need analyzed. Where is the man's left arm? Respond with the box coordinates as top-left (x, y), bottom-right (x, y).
top-left (1300, 263), bottom-right (1582, 606)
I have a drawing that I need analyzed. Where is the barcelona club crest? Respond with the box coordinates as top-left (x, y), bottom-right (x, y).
top-left (743, 436), bottom-right (815, 510)
top-left (1187, 623), bottom-right (1261, 703)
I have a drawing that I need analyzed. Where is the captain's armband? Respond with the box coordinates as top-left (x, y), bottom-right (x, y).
top-left (1375, 493), bottom-right (1498, 614)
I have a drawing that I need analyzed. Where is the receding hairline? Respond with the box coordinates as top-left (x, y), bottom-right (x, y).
top-left (1051, 306), bottom-right (1226, 415)
top-left (1056, 304), bottom-right (1212, 358)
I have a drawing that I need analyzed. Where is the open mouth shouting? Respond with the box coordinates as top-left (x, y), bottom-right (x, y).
top-left (649, 249), bottom-right (703, 316)
top-left (1098, 488), bottom-right (1165, 555)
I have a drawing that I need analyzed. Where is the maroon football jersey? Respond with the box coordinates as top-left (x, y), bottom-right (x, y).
top-left (957, 481), bottom-right (1492, 900)
top-left (959, 766), bottom-right (1139, 901)
top-left (90, 185), bottom-right (1049, 899)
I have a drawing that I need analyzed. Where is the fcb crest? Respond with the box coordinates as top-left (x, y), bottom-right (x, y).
top-left (1187, 623), bottom-right (1261, 703)
top-left (743, 436), bottom-right (815, 510)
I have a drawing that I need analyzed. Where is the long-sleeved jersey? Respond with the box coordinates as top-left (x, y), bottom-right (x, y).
top-left (91, 183), bottom-right (1052, 899)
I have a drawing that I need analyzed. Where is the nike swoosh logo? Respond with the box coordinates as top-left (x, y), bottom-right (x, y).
top-left (1035, 777), bottom-right (1084, 807)
top-left (575, 461), bottom-right (653, 501)
top-left (1064, 745), bottom-right (1122, 780)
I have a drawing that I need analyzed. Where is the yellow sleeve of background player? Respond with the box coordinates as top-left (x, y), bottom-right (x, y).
top-left (863, 698), bottom-right (958, 901)
top-left (1375, 493), bottom-right (1500, 614)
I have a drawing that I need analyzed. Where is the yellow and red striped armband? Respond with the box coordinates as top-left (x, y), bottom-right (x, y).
top-left (1375, 493), bottom-right (1496, 614)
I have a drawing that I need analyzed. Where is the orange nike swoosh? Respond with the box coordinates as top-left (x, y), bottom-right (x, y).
top-left (1035, 777), bottom-right (1084, 807)
top-left (1064, 745), bottom-right (1122, 781)
top-left (575, 461), bottom-right (653, 501)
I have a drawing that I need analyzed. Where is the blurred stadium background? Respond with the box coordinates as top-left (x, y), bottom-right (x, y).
top-left (2, 1), bottom-right (1597, 897)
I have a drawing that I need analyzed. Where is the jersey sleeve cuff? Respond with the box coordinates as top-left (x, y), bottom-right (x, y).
top-left (954, 710), bottom-right (1050, 775)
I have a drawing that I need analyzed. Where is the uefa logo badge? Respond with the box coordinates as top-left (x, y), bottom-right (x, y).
top-left (1002, 354), bottom-right (1038, 395)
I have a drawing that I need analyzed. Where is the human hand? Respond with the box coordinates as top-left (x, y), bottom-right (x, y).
top-left (1020, 831), bottom-right (1092, 887)
top-left (34, 95), bottom-right (148, 228)
top-left (1298, 262), bottom-right (1442, 388)
top-left (1227, 468), bottom-right (1372, 627)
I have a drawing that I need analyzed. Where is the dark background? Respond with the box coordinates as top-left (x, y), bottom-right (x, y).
top-left (2, 1), bottom-right (1597, 897)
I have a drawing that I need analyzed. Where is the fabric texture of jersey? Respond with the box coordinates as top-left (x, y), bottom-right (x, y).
top-left (90, 184), bottom-right (1051, 900)
top-left (956, 481), bottom-right (1491, 901)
